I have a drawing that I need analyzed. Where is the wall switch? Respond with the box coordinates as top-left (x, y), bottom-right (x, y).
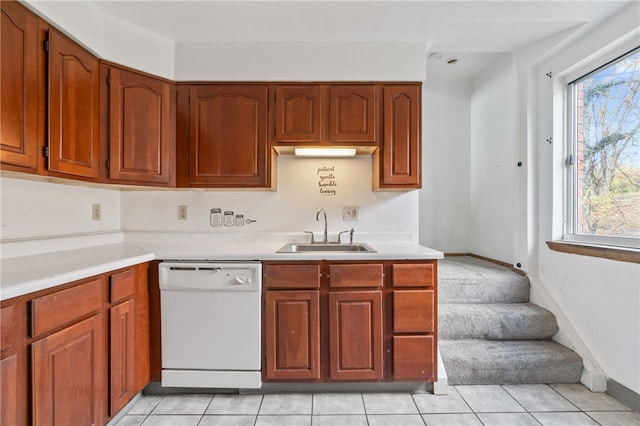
top-left (92, 204), bottom-right (101, 221)
top-left (343, 205), bottom-right (359, 221)
top-left (178, 205), bottom-right (188, 220)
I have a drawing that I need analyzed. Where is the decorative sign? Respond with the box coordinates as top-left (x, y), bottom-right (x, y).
top-left (317, 165), bottom-right (337, 196)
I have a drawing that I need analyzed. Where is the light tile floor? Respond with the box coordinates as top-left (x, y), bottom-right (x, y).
top-left (114, 383), bottom-right (639, 426)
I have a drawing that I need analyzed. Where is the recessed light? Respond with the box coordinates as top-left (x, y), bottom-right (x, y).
top-left (446, 57), bottom-right (460, 65)
top-left (429, 52), bottom-right (443, 60)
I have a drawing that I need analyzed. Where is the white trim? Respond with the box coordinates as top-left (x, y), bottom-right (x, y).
top-left (561, 28), bottom-right (640, 83)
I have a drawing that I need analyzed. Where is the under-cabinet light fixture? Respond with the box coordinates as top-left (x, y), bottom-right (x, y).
top-left (294, 148), bottom-right (357, 157)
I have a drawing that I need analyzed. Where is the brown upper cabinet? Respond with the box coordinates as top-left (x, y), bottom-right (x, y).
top-left (374, 84), bottom-right (422, 190)
top-left (0, 4), bottom-right (421, 191)
top-left (274, 85), bottom-right (322, 143)
top-left (273, 84), bottom-right (377, 146)
top-left (47, 28), bottom-right (101, 180)
top-left (102, 64), bottom-right (176, 186)
top-left (0, 1), bottom-right (42, 173)
top-left (177, 84), bottom-right (272, 188)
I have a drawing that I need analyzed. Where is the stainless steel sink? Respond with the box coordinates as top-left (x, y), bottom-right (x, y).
top-left (276, 242), bottom-right (377, 253)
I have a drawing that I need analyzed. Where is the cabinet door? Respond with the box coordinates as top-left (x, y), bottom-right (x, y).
top-left (48, 29), bottom-right (100, 179)
top-left (377, 84), bottom-right (421, 189)
top-left (264, 290), bottom-right (320, 380)
top-left (329, 291), bottom-right (383, 380)
top-left (0, 354), bottom-right (18, 426)
top-left (329, 85), bottom-right (376, 143)
top-left (110, 299), bottom-right (135, 416)
top-left (0, 1), bottom-right (41, 172)
top-left (133, 263), bottom-right (151, 393)
top-left (1, 304), bottom-right (25, 426)
top-left (184, 85), bottom-right (269, 187)
top-left (393, 335), bottom-right (435, 380)
top-left (32, 314), bottom-right (105, 426)
top-left (275, 85), bottom-right (322, 143)
top-left (107, 66), bottom-right (175, 185)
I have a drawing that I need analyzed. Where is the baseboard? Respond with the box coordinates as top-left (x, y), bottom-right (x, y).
top-left (607, 378), bottom-right (640, 411)
top-left (443, 253), bottom-right (526, 276)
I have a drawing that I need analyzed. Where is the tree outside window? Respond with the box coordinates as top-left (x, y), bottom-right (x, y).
top-left (571, 47), bottom-right (640, 243)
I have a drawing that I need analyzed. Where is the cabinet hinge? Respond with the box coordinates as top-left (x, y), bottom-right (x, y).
top-left (382, 300), bottom-right (385, 310)
top-left (42, 146), bottom-right (49, 158)
top-left (43, 40), bottom-right (49, 52)
top-left (106, 159), bottom-right (110, 170)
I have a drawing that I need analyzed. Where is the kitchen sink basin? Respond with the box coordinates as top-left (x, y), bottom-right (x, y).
top-left (276, 242), bottom-right (377, 253)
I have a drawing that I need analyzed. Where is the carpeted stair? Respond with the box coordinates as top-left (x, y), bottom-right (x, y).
top-left (438, 256), bottom-right (583, 385)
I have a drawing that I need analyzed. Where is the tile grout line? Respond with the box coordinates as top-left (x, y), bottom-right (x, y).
top-left (450, 385), bottom-right (484, 424)
top-left (409, 392), bottom-right (428, 425)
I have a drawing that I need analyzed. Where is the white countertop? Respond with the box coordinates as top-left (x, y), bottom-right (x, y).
top-left (0, 243), bottom-right (154, 301)
top-left (0, 232), bottom-right (443, 301)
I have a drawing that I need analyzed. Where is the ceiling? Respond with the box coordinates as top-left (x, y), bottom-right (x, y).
top-left (93, 0), bottom-right (633, 79)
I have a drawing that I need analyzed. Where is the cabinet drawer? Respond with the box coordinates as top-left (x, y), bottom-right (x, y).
top-left (393, 290), bottom-right (435, 333)
top-left (31, 278), bottom-right (103, 337)
top-left (265, 264), bottom-right (321, 289)
top-left (110, 269), bottom-right (135, 303)
top-left (392, 263), bottom-right (435, 287)
top-left (329, 264), bottom-right (384, 288)
top-left (1, 306), bottom-right (15, 353)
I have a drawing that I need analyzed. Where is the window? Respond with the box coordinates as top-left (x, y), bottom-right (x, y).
top-left (565, 47), bottom-right (640, 249)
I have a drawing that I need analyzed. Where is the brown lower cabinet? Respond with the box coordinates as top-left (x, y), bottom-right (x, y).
top-left (0, 262), bottom-right (149, 426)
top-left (264, 290), bottom-right (321, 380)
top-left (0, 303), bottom-right (27, 426)
top-left (329, 290), bottom-right (384, 381)
top-left (263, 260), bottom-right (437, 383)
top-left (32, 313), bottom-right (105, 425)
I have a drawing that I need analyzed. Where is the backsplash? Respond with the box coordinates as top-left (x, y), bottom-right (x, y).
top-left (121, 156), bottom-right (419, 238)
top-left (0, 177), bottom-right (121, 241)
top-left (0, 156), bottom-right (418, 248)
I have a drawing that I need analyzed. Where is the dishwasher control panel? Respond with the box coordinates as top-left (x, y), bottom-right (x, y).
top-left (159, 262), bottom-right (261, 292)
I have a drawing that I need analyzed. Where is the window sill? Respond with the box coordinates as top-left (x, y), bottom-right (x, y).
top-left (546, 241), bottom-right (640, 264)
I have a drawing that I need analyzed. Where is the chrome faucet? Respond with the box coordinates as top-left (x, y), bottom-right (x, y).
top-left (316, 208), bottom-right (328, 244)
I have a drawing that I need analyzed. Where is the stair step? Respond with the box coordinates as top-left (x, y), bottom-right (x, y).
top-left (439, 339), bottom-right (583, 385)
top-left (439, 303), bottom-right (559, 340)
top-left (439, 257), bottom-right (530, 304)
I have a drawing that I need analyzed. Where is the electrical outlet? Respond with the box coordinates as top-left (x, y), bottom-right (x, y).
top-left (343, 205), bottom-right (359, 221)
top-left (178, 205), bottom-right (188, 220)
top-left (92, 204), bottom-right (101, 221)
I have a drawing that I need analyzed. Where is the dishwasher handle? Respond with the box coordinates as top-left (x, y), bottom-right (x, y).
top-left (169, 266), bottom-right (222, 272)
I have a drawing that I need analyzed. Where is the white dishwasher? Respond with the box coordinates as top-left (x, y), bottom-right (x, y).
top-left (159, 261), bottom-right (262, 389)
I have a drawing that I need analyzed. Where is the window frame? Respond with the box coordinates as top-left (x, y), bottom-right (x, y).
top-left (562, 46), bottom-right (640, 251)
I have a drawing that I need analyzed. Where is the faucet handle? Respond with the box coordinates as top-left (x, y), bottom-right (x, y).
top-left (303, 231), bottom-right (315, 244)
top-left (349, 228), bottom-right (354, 244)
top-left (337, 230), bottom-right (350, 244)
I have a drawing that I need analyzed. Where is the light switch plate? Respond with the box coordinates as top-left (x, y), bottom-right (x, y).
top-left (343, 205), bottom-right (359, 221)
top-left (178, 205), bottom-right (188, 220)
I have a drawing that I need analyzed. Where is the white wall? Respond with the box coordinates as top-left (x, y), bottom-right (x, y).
top-left (468, 54), bottom-right (517, 264)
top-left (174, 41), bottom-right (426, 81)
top-left (420, 79), bottom-right (471, 252)
top-left (23, 1), bottom-right (425, 83)
top-left (121, 156), bottom-right (419, 239)
top-left (531, 2), bottom-right (640, 394)
top-left (24, 0), bottom-right (175, 79)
